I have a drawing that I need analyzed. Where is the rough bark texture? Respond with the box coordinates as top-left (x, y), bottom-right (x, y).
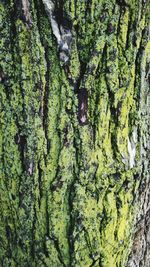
top-left (0, 0), bottom-right (149, 266)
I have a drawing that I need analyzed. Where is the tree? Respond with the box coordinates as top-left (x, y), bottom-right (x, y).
top-left (0, 0), bottom-right (149, 266)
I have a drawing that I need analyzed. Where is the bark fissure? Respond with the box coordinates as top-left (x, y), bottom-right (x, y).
top-left (0, 0), bottom-right (149, 266)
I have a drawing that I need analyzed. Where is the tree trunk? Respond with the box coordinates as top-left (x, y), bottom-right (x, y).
top-left (0, 0), bottom-right (149, 266)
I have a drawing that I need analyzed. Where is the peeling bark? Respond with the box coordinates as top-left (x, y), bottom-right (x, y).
top-left (21, 0), bottom-right (32, 25)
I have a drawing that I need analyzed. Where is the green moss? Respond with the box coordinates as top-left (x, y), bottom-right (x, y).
top-left (0, 0), bottom-right (149, 266)
top-left (118, 9), bottom-right (129, 49)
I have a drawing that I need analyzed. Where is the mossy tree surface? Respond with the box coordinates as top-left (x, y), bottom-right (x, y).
top-left (0, 0), bottom-right (150, 266)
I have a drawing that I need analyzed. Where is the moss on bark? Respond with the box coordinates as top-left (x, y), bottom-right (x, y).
top-left (0, 0), bottom-right (149, 266)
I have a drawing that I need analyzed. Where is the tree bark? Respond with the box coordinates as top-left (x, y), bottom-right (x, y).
top-left (0, 0), bottom-right (149, 266)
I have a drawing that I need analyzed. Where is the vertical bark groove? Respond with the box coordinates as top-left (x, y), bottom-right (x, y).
top-left (0, 0), bottom-right (149, 266)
